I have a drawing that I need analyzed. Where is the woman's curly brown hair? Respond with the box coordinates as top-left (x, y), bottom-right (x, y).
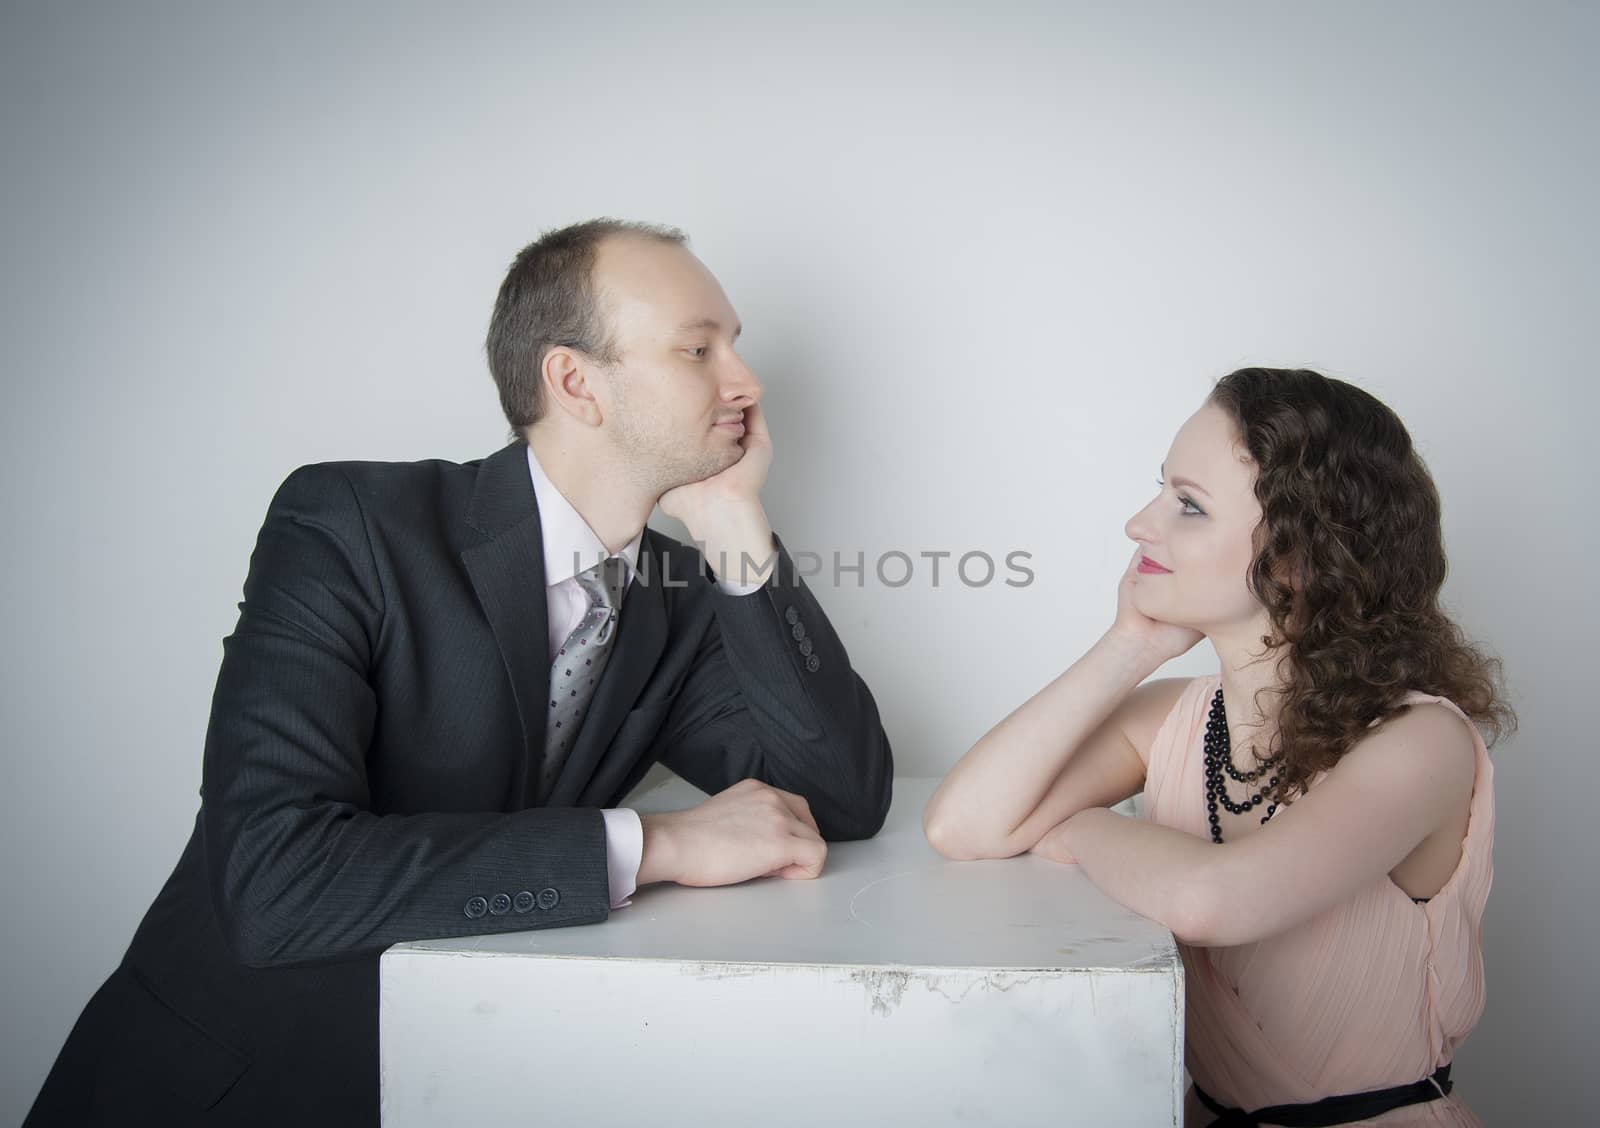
top-left (1209, 368), bottom-right (1515, 800)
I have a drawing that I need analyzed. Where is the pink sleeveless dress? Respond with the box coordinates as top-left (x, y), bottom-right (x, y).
top-left (1143, 677), bottom-right (1494, 1127)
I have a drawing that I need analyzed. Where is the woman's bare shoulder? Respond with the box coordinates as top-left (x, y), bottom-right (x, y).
top-left (1337, 700), bottom-right (1478, 813)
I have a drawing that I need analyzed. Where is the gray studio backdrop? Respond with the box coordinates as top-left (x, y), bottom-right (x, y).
top-left (2, 2), bottom-right (1593, 1123)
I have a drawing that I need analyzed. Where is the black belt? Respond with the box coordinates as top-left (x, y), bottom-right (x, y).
top-left (1195, 1063), bottom-right (1453, 1127)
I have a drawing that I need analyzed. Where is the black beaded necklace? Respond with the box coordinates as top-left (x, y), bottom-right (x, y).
top-left (1203, 686), bottom-right (1281, 845)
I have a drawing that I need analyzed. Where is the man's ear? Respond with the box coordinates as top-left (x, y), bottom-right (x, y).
top-left (541, 346), bottom-right (605, 427)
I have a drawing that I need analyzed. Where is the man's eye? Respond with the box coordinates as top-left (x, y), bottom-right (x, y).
top-left (686, 346), bottom-right (708, 359)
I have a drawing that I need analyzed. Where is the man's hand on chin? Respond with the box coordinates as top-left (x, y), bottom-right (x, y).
top-left (658, 403), bottom-right (778, 587)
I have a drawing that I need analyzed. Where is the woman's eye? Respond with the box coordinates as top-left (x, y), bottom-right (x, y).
top-left (1159, 478), bottom-right (1204, 515)
top-left (686, 346), bottom-right (708, 359)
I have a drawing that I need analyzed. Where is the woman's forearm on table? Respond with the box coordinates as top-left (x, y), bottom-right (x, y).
top-left (1058, 807), bottom-right (1220, 943)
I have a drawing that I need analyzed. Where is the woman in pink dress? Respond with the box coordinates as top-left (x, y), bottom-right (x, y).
top-left (925, 367), bottom-right (1512, 1126)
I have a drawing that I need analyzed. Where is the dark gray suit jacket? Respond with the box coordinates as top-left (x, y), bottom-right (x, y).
top-left (27, 440), bottom-right (893, 1127)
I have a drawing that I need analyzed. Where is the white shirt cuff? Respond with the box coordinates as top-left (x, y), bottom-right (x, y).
top-left (601, 807), bottom-right (643, 909)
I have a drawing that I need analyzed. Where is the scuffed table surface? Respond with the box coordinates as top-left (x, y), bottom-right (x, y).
top-left (381, 776), bottom-right (1184, 1127)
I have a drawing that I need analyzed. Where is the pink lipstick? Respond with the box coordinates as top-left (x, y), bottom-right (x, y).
top-left (1137, 556), bottom-right (1172, 575)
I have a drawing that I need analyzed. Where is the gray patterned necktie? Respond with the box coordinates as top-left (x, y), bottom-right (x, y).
top-left (540, 555), bottom-right (628, 802)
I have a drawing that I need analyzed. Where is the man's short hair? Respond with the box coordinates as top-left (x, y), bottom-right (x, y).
top-left (486, 218), bottom-right (687, 433)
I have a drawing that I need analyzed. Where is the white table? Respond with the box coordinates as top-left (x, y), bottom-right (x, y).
top-left (380, 777), bottom-right (1183, 1126)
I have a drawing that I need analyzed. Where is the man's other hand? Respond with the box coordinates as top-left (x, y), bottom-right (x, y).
top-left (637, 778), bottom-right (827, 887)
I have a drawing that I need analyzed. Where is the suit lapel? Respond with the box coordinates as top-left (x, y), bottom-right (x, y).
top-left (552, 536), bottom-right (669, 808)
top-left (461, 442), bottom-right (550, 810)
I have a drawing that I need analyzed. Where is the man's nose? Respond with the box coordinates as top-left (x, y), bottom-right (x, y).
top-left (721, 352), bottom-right (762, 404)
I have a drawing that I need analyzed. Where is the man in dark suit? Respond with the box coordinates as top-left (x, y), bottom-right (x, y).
top-left (27, 219), bottom-right (894, 1126)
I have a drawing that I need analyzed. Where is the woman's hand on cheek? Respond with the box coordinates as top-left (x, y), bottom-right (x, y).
top-left (1111, 547), bottom-right (1205, 665)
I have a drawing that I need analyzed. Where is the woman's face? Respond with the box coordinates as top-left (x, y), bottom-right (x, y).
top-left (1124, 403), bottom-right (1264, 635)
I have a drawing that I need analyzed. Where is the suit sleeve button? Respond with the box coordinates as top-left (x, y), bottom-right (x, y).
top-left (798, 638), bottom-right (813, 657)
top-left (488, 893), bottom-right (512, 915)
top-left (513, 890), bottom-right (535, 913)
top-left (464, 896), bottom-right (489, 919)
top-left (784, 606), bottom-right (800, 625)
top-left (791, 622), bottom-right (806, 641)
top-left (806, 654), bottom-right (821, 673)
top-left (536, 887), bottom-right (560, 911)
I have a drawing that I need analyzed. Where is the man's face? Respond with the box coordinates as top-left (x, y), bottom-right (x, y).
top-left (587, 235), bottom-right (761, 495)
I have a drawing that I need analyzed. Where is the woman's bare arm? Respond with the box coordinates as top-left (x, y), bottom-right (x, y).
top-left (1044, 702), bottom-right (1478, 946)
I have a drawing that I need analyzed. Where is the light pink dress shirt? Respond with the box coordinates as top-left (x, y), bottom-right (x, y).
top-left (525, 446), bottom-right (762, 909)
